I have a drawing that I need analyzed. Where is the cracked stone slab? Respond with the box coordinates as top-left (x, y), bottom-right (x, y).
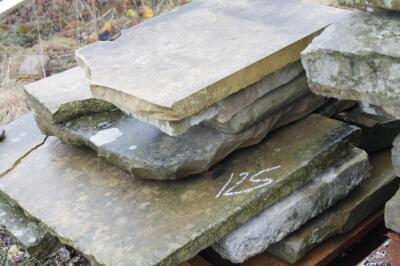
top-left (335, 103), bottom-right (400, 153)
top-left (269, 149), bottom-right (399, 264)
top-left (36, 94), bottom-right (324, 180)
top-left (76, 0), bottom-right (347, 122)
top-left (24, 67), bottom-right (115, 124)
top-left (213, 147), bottom-right (369, 263)
top-left (126, 61), bottom-right (305, 136)
top-left (385, 188), bottom-right (400, 234)
top-left (0, 115), bottom-right (358, 265)
top-left (302, 12), bottom-right (400, 119)
top-left (337, 0), bottom-right (400, 11)
top-left (0, 113), bottom-right (46, 176)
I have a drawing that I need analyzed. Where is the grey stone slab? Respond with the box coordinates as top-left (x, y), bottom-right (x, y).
top-left (0, 115), bottom-right (358, 266)
top-left (206, 74), bottom-right (325, 133)
top-left (25, 67), bottom-right (115, 124)
top-left (385, 189), bottom-right (400, 234)
top-left (302, 11), bottom-right (400, 119)
top-left (213, 148), bottom-right (369, 263)
top-left (269, 149), bottom-right (399, 264)
top-left (36, 94), bottom-right (324, 180)
top-left (393, 134), bottom-right (400, 177)
top-left (76, 0), bottom-right (347, 122)
top-left (0, 113), bottom-right (46, 176)
top-left (338, 0), bottom-right (400, 11)
top-left (335, 103), bottom-right (400, 152)
top-left (127, 61), bottom-right (304, 136)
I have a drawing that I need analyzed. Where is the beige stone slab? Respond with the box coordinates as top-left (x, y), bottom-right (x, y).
top-left (76, 0), bottom-right (347, 121)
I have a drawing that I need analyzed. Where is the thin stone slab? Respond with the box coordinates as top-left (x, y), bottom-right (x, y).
top-left (0, 113), bottom-right (46, 176)
top-left (24, 67), bottom-right (115, 124)
top-left (213, 148), bottom-right (369, 263)
top-left (0, 115), bottom-right (358, 265)
top-left (127, 61), bottom-right (304, 136)
top-left (385, 189), bottom-right (400, 234)
top-left (335, 103), bottom-right (400, 152)
top-left (338, 0), bottom-right (400, 11)
top-left (269, 149), bottom-right (399, 264)
top-left (76, 0), bottom-right (347, 122)
top-left (36, 94), bottom-right (324, 180)
top-left (302, 12), bottom-right (400, 119)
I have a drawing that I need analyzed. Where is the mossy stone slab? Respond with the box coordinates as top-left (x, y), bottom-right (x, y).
top-left (0, 113), bottom-right (46, 176)
top-left (24, 67), bottom-right (115, 124)
top-left (338, 0), bottom-right (400, 11)
top-left (36, 94), bottom-right (323, 180)
top-left (269, 149), bottom-right (399, 264)
top-left (302, 12), bottom-right (400, 119)
top-left (0, 115), bottom-right (358, 266)
top-left (76, 0), bottom-right (347, 121)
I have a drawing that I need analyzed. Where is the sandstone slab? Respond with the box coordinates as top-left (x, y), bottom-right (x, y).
top-left (338, 0), bottom-right (400, 11)
top-left (76, 0), bottom-right (347, 121)
top-left (0, 115), bottom-right (357, 265)
top-left (336, 103), bottom-right (400, 152)
top-left (269, 149), bottom-right (399, 264)
top-left (302, 12), bottom-right (400, 119)
top-left (213, 148), bottom-right (369, 263)
top-left (37, 94), bottom-right (324, 180)
top-left (385, 189), bottom-right (400, 234)
top-left (0, 113), bottom-right (46, 176)
top-left (24, 67), bottom-right (115, 124)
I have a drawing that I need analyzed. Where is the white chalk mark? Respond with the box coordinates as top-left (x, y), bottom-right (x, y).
top-left (90, 128), bottom-right (122, 147)
top-left (216, 166), bottom-right (281, 198)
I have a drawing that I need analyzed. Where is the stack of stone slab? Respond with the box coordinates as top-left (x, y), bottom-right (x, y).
top-left (300, 0), bottom-right (400, 246)
top-left (25, 0), bottom-right (348, 180)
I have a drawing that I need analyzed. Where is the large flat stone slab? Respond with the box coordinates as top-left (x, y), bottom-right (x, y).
top-left (76, 0), bottom-right (347, 121)
top-left (385, 189), bottom-right (400, 234)
top-left (37, 94), bottom-right (324, 180)
top-left (24, 67), bottom-right (115, 124)
top-left (302, 12), bottom-right (400, 119)
top-left (213, 147), bottom-right (369, 263)
top-left (0, 113), bottom-right (46, 176)
top-left (0, 115), bottom-right (358, 265)
top-left (269, 149), bottom-right (399, 264)
top-left (335, 103), bottom-right (400, 153)
top-left (338, 0), bottom-right (400, 11)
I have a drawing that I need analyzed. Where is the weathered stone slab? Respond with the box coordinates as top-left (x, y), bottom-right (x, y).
top-left (0, 113), bottom-right (46, 176)
top-left (335, 103), bottom-right (400, 152)
top-left (213, 148), bottom-right (369, 263)
top-left (338, 0), bottom-right (400, 11)
top-left (269, 149), bottom-right (399, 264)
top-left (0, 115), bottom-right (358, 265)
top-left (0, 194), bottom-right (59, 258)
top-left (206, 74), bottom-right (325, 133)
top-left (24, 67), bottom-right (115, 124)
top-left (76, 0), bottom-right (347, 122)
top-left (127, 61), bottom-right (304, 136)
top-left (302, 12), bottom-right (400, 119)
top-left (385, 189), bottom-right (400, 233)
top-left (37, 94), bottom-right (324, 180)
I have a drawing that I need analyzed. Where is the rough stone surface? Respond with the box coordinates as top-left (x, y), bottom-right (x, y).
top-left (385, 189), bottom-right (400, 234)
top-left (126, 61), bottom-right (304, 136)
top-left (392, 134), bottom-right (400, 177)
top-left (17, 54), bottom-right (49, 80)
top-left (335, 103), bottom-right (400, 152)
top-left (0, 115), bottom-right (357, 266)
top-left (206, 74), bottom-right (324, 133)
top-left (269, 149), bottom-right (399, 264)
top-left (0, 113), bottom-right (46, 176)
top-left (302, 12), bottom-right (400, 119)
top-left (37, 94), bottom-right (325, 180)
top-left (213, 148), bottom-right (369, 263)
top-left (24, 67), bottom-right (115, 124)
top-left (76, 0), bottom-right (347, 121)
top-left (338, 0), bottom-right (400, 11)
top-left (0, 194), bottom-right (60, 258)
